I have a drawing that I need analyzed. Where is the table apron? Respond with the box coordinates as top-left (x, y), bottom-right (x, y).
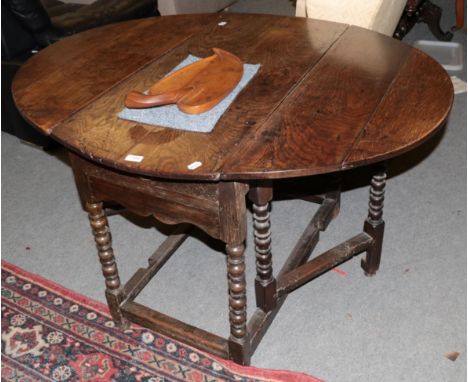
top-left (69, 152), bottom-right (249, 242)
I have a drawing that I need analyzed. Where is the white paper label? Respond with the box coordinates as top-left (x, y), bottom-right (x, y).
top-left (187, 161), bottom-right (202, 170)
top-left (125, 154), bottom-right (144, 163)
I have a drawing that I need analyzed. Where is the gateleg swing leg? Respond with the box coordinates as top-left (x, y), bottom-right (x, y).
top-left (248, 182), bottom-right (277, 312)
top-left (361, 165), bottom-right (387, 276)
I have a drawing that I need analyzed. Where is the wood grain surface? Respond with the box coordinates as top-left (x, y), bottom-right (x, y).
top-left (12, 15), bottom-right (216, 134)
top-left (342, 48), bottom-right (454, 167)
top-left (222, 26), bottom-right (412, 178)
top-left (12, 14), bottom-right (453, 181)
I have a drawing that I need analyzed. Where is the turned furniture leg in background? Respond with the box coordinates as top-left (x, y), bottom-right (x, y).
top-left (393, 0), bottom-right (453, 41)
top-left (455, 0), bottom-right (464, 30)
top-left (361, 164), bottom-right (387, 276)
top-left (86, 202), bottom-right (128, 328)
top-left (248, 182), bottom-right (277, 312)
top-left (419, 0), bottom-right (453, 41)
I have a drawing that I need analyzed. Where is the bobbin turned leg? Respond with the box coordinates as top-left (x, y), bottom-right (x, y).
top-left (219, 182), bottom-right (250, 364)
top-left (86, 202), bottom-right (128, 328)
top-left (361, 165), bottom-right (387, 276)
top-left (226, 242), bottom-right (250, 364)
top-left (248, 182), bottom-right (277, 312)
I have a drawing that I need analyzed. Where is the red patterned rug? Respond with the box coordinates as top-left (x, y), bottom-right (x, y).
top-left (1, 261), bottom-right (321, 382)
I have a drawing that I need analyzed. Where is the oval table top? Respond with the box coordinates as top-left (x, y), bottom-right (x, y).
top-left (13, 13), bottom-right (453, 181)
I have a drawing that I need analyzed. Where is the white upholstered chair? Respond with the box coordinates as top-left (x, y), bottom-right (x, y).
top-left (295, 0), bottom-right (407, 36)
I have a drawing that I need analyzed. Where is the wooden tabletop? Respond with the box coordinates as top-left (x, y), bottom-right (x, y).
top-left (13, 13), bottom-right (453, 181)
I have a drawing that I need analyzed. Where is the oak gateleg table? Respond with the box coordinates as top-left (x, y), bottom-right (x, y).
top-left (12, 13), bottom-right (453, 364)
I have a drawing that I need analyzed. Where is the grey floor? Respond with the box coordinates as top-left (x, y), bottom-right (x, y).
top-left (2, 1), bottom-right (466, 381)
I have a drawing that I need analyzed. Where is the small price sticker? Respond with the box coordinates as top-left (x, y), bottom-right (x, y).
top-left (125, 154), bottom-right (144, 163)
top-left (187, 161), bottom-right (202, 170)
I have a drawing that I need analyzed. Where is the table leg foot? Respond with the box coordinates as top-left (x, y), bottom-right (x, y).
top-left (105, 289), bottom-right (130, 330)
top-left (86, 202), bottom-right (128, 328)
top-left (361, 167), bottom-right (386, 276)
top-left (419, 0), bottom-right (454, 41)
top-left (361, 221), bottom-right (385, 277)
top-left (228, 337), bottom-right (251, 365)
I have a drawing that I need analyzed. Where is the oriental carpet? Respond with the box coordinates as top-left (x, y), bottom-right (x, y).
top-left (1, 261), bottom-right (321, 382)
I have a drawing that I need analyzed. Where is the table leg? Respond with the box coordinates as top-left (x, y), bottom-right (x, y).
top-left (456, 0), bottom-right (464, 29)
top-left (218, 181), bottom-right (251, 364)
top-left (248, 183), bottom-right (277, 312)
top-left (226, 242), bottom-right (249, 362)
top-left (361, 165), bottom-right (386, 276)
top-left (419, 0), bottom-right (454, 41)
top-left (86, 202), bottom-right (128, 328)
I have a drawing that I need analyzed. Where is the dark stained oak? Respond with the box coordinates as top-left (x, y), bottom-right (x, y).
top-left (222, 26), bottom-right (412, 178)
top-left (121, 16), bottom-right (347, 180)
top-left (13, 15), bottom-right (217, 135)
top-left (69, 152), bottom-right (222, 239)
top-left (45, 14), bottom-right (349, 180)
top-left (342, 48), bottom-right (454, 168)
top-left (276, 232), bottom-right (373, 296)
top-left (12, 14), bottom-right (454, 365)
top-left (13, 14), bottom-right (452, 181)
top-left (361, 165), bottom-right (387, 276)
top-left (86, 202), bottom-right (128, 328)
top-left (121, 301), bottom-right (229, 358)
top-left (248, 183), bottom-right (277, 312)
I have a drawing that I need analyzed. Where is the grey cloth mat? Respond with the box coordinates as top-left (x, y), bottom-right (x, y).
top-left (118, 55), bottom-right (261, 133)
